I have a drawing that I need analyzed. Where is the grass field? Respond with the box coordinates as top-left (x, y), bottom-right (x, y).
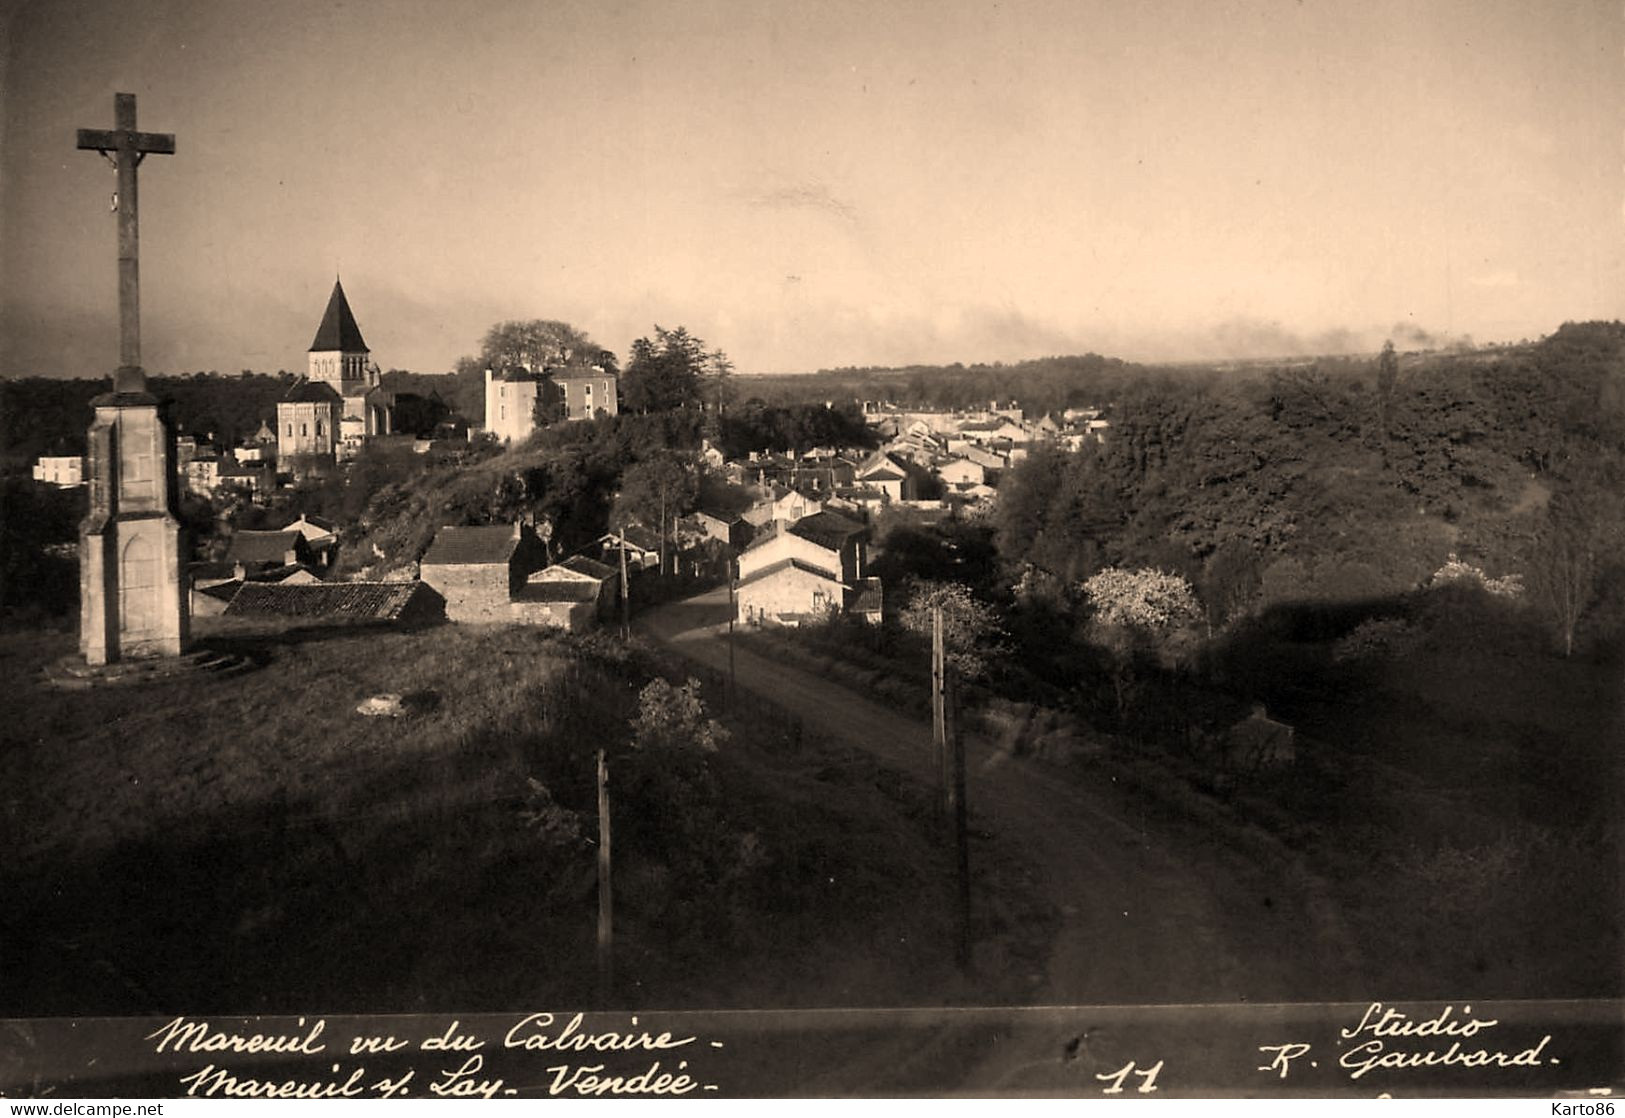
top-left (0, 619), bottom-right (1044, 1015)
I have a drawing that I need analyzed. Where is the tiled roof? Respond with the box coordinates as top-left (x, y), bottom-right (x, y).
top-left (281, 378), bottom-right (343, 404)
top-left (517, 580), bottom-right (598, 603)
top-left (558, 554), bottom-right (616, 580)
top-left (285, 513), bottom-right (337, 537)
top-left (228, 530), bottom-right (300, 564)
top-left (421, 524), bottom-right (521, 566)
top-left (188, 561), bottom-right (237, 584)
top-left (604, 524), bottom-right (662, 552)
top-left (736, 556), bottom-right (844, 590)
top-left (308, 279), bottom-right (369, 353)
top-left (788, 510), bottom-right (867, 551)
top-left (196, 579), bottom-right (243, 603)
top-left (852, 577), bottom-right (884, 614)
top-left (225, 580), bottom-right (429, 620)
top-left (492, 365), bottom-right (539, 382)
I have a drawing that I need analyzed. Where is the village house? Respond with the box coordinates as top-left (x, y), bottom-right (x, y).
top-left (227, 529), bottom-right (315, 576)
top-left (598, 524), bottom-right (663, 572)
top-left (284, 513), bottom-right (340, 570)
top-left (419, 521), bottom-right (547, 622)
top-left (855, 450), bottom-right (918, 503)
top-left (515, 553), bottom-right (620, 629)
top-left (935, 455), bottom-right (986, 490)
top-left (735, 510), bottom-right (881, 626)
top-left (688, 508), bottom-right (749, 550)
top-left (771, 486), bottom-right (826, 525)
top-left (32, 455), bottom-right (85, 487)
top-left (216, 457), bottom-right (275, 503)
top-left (236, 421), bottom-right (278, 464)
top-left (183, 452), bottom-right (221, 495)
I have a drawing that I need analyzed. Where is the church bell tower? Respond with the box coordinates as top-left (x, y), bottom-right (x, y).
top-left (307, 278), bottom-right (372, 394)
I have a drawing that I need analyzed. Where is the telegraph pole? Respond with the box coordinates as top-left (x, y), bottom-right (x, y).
top-left (596, 748), bottom-right (613, 1002)
top-left (931, 605), bottom-right (971, 970)
top-left (618, 528), bottom-right (630, 640)
top-left (727, 558), bottom-right (738, 706)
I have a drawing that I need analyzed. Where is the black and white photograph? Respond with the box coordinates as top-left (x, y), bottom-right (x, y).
top-left (0, 0), bottom-right (1621, 1099)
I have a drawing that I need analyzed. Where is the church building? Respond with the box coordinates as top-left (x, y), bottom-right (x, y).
top-left (278, 279), bottom-right (393, 466)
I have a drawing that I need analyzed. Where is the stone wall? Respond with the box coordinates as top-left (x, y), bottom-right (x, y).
top-left (421, 563), bottom-right (513, 623)
top-left (509, 597), bottom-right (593, 630)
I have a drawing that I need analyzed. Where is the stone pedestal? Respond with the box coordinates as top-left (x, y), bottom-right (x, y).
top-left (79, 376), bottom-right (189, 665)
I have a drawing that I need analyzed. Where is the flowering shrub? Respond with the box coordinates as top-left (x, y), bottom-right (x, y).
top-left (629, 677), bottom-right (729, 752)
top-left (898, 579), bottom-right (1005, 679)
top-left (1080, 567), bottom-right (1203, 630)
top-left (1429, 553), bottom-right (1524, 599)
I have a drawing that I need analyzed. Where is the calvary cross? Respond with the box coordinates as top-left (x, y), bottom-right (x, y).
top-left (77, 93), bottom-right (176, 393)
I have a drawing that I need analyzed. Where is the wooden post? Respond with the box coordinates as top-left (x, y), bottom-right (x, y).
top-left (618, 529), bottom-right (630, 639)
top-left (596, 748), bottom-right (613, 1002)
top-left (948, 665), bottom-right (971, 971)
top-left (931, 605), bottom-right (947, 814)
top-left (727, 559), bottom-right (737, 708)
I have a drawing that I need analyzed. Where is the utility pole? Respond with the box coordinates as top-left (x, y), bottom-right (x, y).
top-left (727, 557), bottom-right (738, 706)
top-left (597, 748), bottom-right (613, 1002)
top-left (931, 605), bottom-right (971, 970)
top-left (932, 606), bottom-right (948, 812)
top-left (618, 528), bottom-right (630, 640)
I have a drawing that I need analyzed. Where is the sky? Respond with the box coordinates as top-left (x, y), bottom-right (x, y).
top-left (1, 0), bottom-right (1621, 378)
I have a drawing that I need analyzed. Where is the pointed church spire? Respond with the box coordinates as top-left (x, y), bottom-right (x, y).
top-left (309, 278), bottom-right (369, 353)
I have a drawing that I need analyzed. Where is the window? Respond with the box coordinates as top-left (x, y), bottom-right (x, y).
top-left (286, 423), bottom-right (293, 437)
top-left (301, 423), bottom-right (308, 437)
top-left (500, 405), bottom-right (506, 420)
top-left (315, 421), bottom-right (324, 437)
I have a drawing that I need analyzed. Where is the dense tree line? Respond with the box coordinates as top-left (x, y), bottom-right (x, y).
top-left (992, 321), bottom-right (1625, 656)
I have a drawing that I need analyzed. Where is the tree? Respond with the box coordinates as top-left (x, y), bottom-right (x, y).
top-left (621, 325), bottom-right (721, 413)
top-left (1079, 566), bottom-right (1203, 717)
top-left (630, 677), bottom-right (729, 753)
top-left (477, 319), bottom-right (610, 372)
top-left (531, 377), bottom-right (566, 429)
top-left (1082, 566), bottom-right (1202, 632)
top-left (1376, 338), bottom-right (1399, 433)
top-left (612, 448), bottom-right (700, 573)
top-left (1526, 512), bottom-right (1600, 658)
top-left (897, 580), bottom-right (1005, 679)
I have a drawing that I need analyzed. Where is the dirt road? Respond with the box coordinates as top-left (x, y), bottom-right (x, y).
top-left (639, 587), bottom-right (1361, 1015)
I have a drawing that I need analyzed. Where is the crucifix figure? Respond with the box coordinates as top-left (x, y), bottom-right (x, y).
top-left (77, 92), bottom-right (175, 393)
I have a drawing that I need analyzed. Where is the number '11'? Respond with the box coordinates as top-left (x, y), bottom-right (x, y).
top-left (1096, 1059), bottom-right (1163, 1094)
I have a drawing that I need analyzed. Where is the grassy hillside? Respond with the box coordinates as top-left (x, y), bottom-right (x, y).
top-left (1, 620), bottom-right (1045, 1015)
